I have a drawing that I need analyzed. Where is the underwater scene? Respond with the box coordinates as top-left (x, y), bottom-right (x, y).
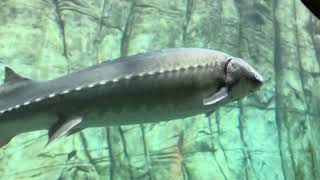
top-left (0, 0), bottom-right (319, 179)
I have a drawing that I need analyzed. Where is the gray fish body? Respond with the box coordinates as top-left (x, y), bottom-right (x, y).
top-left (0, 48), bottom-right (263, 147)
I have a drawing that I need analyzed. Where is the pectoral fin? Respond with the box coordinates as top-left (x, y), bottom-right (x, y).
top-left (45, 116), bottom-right (82, 147)
top-left (203, 87), bottom-right (228, 106)
top-left (67, 128), bottom-right (83, 137)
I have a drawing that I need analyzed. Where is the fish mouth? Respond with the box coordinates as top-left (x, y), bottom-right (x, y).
top-left (254, 72), bottom-right (264, 84)
top-left (253, 72), bottom-right (264, 89)
top-left (246, 63), bottom-right (263, 88)
top-left (246, 69), bottom-right (263, 93)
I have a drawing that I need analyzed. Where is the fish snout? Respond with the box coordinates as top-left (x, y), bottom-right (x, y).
top-left (248, 66), bottom-right (264, 90)
top-left (254, 71), bottom-right (264, 83)
top-left (233, 57), bottom-right (264, 87)
top-left (253, 71), bottom-right (263, 85)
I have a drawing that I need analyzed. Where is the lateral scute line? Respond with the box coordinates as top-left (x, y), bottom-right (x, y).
top-left (0, 63), bottom-right (211, 114)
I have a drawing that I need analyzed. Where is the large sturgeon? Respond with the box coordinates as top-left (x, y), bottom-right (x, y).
top-left (0, 48), bottom-right (263, 148)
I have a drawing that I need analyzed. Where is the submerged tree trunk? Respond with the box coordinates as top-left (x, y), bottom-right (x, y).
top-left (0, 0), bottom-right (319, 179)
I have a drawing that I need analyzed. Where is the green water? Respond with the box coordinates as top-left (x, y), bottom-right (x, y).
top-left (0, 0), bottom-right (319, 180)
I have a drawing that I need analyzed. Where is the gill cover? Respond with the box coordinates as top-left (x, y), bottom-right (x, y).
top-left (203, 59), bottom-right (234, 106)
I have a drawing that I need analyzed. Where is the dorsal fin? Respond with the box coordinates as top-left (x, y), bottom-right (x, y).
top-left (4, 67), bottom-right (31, 84)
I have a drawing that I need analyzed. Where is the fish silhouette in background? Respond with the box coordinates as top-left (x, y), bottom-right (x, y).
top-left (0, 48), bottom-right (263, 148)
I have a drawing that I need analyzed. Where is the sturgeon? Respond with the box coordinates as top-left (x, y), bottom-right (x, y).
top-left (0, 48), bottom-right (263, 148)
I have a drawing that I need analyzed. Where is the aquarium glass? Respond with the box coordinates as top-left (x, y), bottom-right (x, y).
top-left (0, 0), bottom-right (319, 180)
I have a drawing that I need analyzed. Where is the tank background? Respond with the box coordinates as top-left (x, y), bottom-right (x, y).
top-left (0, 0), bottom-right (319, 180)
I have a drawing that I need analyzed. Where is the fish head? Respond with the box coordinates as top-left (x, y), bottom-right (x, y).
top-left (224, 56), bottom-right (263, 100)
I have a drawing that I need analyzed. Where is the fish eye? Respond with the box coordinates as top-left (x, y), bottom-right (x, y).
top-left (224, 58), bottom-right (232, 77)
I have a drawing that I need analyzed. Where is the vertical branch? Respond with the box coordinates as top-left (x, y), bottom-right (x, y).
top-left (272, 0), bottom-right (288, 179)
top-left (307, 16), bottom-right (320, 180)
top-left (308, 142), bottom-right (318, 180)
top-left (207, 114), bottom-right (228, 180)
top-left (78, 132), bottom-right (99, 176)
top-left (140, 124), bottom-right (154, 180)
top-left (118, 127), bottom-right (134, 180)
top-left (52, 0), bottom-right (70, 73)
top-left (95, 0), bottom-right (111, 63)
top-left (309, 16), bottom-right (320, 65)
top-left (121, 1), bottom-right (136, 57)
top-left (99, 0), bottom-right (109, 32)
top-left (176, 130), bottom-right (188, 180)
top-left (214, 111), bottom-right (229, 164)
top-left (293, 1), bottom-right (315, 178)
top-left (234, 1), bottom-right (258, 178)
top-left (238, 101), bottom-right (258, 179)
top-left (207, 114), bottom-right (215, 152)
top-left (182, 0), bottom-right (193, 45)
top-left (293, 0), bottom-right (307, 113)
top-left (106, 127), bottom-right (115, 180)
